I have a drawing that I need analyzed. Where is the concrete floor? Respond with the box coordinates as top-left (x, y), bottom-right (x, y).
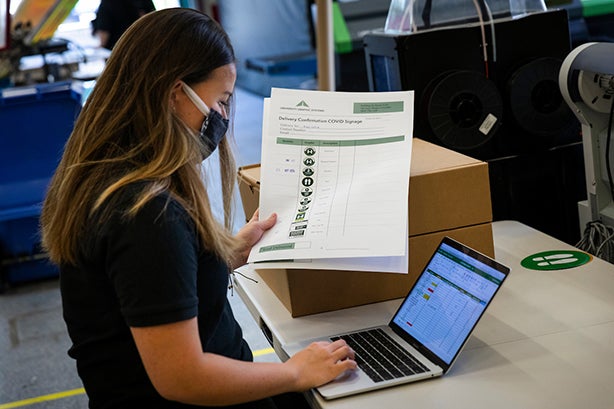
top-left (0, 85), bottom-right (276, 408)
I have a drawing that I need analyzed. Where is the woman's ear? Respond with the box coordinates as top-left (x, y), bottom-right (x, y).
top-left (170, 81), bottom-right (184, 110)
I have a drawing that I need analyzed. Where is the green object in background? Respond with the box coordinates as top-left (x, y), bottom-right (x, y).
top-left (581, 0), bottom-right (614, 17)
top-left (333, 2), bottom-right (353, 54)
top-left (521, 250), bottom-right (592, 271)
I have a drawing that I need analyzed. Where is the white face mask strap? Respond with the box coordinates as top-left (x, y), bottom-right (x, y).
top-left (181, 82), bottom-right (210, 116)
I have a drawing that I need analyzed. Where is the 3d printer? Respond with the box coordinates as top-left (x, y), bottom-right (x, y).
top-left (560, 42), bottom-right (614, 259)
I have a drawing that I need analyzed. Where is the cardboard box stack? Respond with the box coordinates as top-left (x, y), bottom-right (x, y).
top-left (237, 138), bottom-right (494, 317)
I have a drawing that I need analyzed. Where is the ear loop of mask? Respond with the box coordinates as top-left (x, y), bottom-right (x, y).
top-left (181, 82), bottom-right (210, 116)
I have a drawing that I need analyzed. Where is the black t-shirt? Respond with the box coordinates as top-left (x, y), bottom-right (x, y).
top-left (60, 186), bottom-right (260, 408)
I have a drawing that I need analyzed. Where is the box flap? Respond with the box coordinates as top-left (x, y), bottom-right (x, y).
top-left (411, 138), bottom-right (482, 176)
top-left (238, 164), bottom-right (261, 187)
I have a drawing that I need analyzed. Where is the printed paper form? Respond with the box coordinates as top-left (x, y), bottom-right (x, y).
top-left (248, 87), bottom-right (414, 267)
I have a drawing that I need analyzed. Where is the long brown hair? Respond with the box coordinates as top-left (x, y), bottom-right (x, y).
top-left (41, 8), bottom-right (239, 266)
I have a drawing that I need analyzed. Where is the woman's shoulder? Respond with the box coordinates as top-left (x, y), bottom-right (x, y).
top-left (130, 183), bottom-right (188, 218)
top-left (99, 182), bottom-right (190, 227)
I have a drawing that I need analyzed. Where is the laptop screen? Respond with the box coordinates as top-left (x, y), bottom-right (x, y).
top-left (391, 238), bottom-right (507, 365)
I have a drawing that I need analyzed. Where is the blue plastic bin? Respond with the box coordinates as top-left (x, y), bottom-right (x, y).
top-left (0, 81), bottom-right (82, 285)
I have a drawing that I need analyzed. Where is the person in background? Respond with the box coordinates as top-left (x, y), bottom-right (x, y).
top-left (41, 7), bottom-right (356, 409)
top-left (92, 0), bottom-right (156, 50)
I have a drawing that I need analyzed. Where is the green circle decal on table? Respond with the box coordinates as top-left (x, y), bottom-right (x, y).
top-left (521, 250), bottom-right (592, 271)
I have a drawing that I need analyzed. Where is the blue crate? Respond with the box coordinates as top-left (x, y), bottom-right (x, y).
top-left (0, 81), bottom-right (81, 285)
top-left (0, 81), bottom-right (82, 220)
top-left (0, 216), bottom-right (59, 285)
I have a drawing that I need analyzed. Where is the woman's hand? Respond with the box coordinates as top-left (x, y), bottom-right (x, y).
top-left (284, 339), bottom-right (357, 391)
top-left (232, 209), bottom-right (277, 267)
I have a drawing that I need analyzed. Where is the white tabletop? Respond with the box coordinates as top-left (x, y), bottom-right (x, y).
top-left (233, 221), bottom-right (614, 409)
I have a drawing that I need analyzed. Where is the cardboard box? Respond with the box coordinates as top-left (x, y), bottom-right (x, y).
top-left (238, 138), bottom-right (492, 233)
top-left (237, 138), bottom-right (494, 317)
top-left (407, 139), bottom-right (492, 235)
top-left (257, 223), bottom-right (493, 317)
top-left (237, 163), bottom-right (261, 222)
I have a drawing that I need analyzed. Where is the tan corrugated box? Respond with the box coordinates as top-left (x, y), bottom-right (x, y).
top-left (237, 138), bottom-right (494, 317)
top-left (237, 163), bottom-right (261, 223)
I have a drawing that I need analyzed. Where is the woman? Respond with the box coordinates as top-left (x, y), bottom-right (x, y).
top-left (41, 8), bottom-right (356, 409)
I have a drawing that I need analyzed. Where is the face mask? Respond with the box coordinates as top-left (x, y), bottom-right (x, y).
top-left (181, 82), bottom-right (229, 159)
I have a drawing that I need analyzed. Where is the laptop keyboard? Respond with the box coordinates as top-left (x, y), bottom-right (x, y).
top-left (331, 328), bottom-right (429, 383)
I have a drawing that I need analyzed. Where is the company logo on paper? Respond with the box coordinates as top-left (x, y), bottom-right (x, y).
top-left (279, 99), bottom-right (323, 113)
top-left (520, 250), bottom-right (591, 271)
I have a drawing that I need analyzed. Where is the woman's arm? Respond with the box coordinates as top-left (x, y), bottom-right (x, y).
top-left (131, 318), bottom-right (356, 406)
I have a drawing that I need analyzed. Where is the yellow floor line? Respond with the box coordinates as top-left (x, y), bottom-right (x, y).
top-left (0, 348), bottom-right (275, 408)
top-left (253, 347), bottom-right (275, 357)
top-left (0, 388), bottom-right (85, 409)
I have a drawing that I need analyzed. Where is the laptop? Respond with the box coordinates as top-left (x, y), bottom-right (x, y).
top-left (282, 236), bottom-right (510, 400)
